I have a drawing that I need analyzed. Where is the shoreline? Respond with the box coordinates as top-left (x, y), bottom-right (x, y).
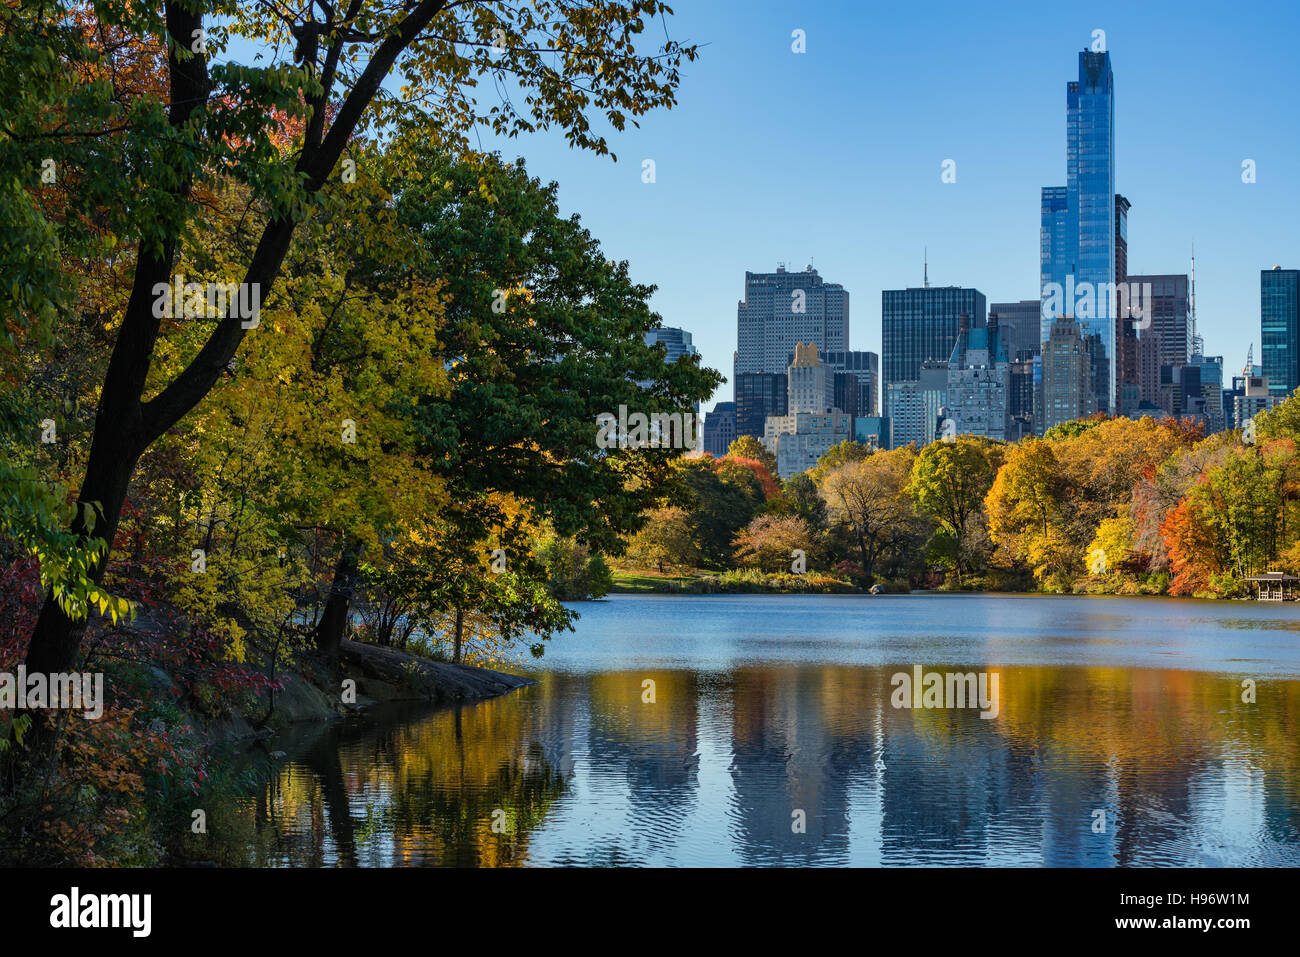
top-left (603, 583), bottom-right (1261, 602)
top-left (202, 637), bottom-right (536, 748)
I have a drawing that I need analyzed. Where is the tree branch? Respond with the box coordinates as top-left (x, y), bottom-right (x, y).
top-left (140, 0), bottom-right (450, 441)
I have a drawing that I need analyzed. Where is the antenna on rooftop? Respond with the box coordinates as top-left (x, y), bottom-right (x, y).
top-left (1190, 243), bottom-right (1204, 358)
top-left (923, 248), bottom-right (929, 289)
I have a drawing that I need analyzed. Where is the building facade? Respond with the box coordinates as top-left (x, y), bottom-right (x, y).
top-left (822, 350), bottom-right (879, 417)
top-left (760, 342), bottom-right (852, 478)
top-left (886, 359), bottom-right (948, 449)
top-left (1009, 356), bottom-right (1036, 440)
top-left (989, 300), bottom-right (1042, 362)
top-left (786, 341), bottom-right (833, 413)
top-left (1262, 267), bottom-right (1300, 399)
top-left (736, 265), bottom-right (849, 380)
top-left (763, 411), bottom-right (854, 479)
top-left (1128, 274), bottom-right (1190, 371)
top-left (644, 326), bottom-right (699, 365)
top-left (882, 286), bottom-right (986, 393)
top-left (945, 314), bottom-right (1011, 441)
top-left (854, 416), bottom-right (891, 450)
top-left (1041, 318), bottom-right (1097, 431)
top-left (702, 401), bottom-right (737, 457)
top-left (641, 326), bottom-right (701, 411)
top-left (1189, 353), bottom-right (1225, 434)
top-left (734, 372), bottom-right (787, 440)
top-left (1227, 370), bottom-right (1277, 431)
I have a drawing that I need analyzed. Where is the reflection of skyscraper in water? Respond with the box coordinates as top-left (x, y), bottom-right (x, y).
top-left (1035, 759), bottom-right (1118, 866)
top-left (582, 671), bottom-right (701, 860)
top-left (877, 700), bottom-right (1037, 864)
top-left (726, 667), bottom-right (874, 865)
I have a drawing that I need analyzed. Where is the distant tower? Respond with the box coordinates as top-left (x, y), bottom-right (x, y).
top-left (1190, 245), bottom-right (1204, 358)
top-left (923, 248), bottom-right (929, 289)
top-left (1244, 343), bottom-right (1254, 377)
top-left (1040, 49), bottom-right (1117, 413)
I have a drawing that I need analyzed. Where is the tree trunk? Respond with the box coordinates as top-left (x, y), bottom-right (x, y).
top-left (27, 429), bottom-right (142, 677)
top-left (453, 607), bottom-right (463, 664)
top-left (857, 530), bottom-right (874, 585)
top-left (316, 543), bottom-right (361, 661)
top-left (24, 0), bottom-right (452, 680)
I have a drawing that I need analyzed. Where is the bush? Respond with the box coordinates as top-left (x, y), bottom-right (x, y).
top-left (535, 535), bottom-right (614, 600)
top-left (711, 568), bottom-right (856, 593)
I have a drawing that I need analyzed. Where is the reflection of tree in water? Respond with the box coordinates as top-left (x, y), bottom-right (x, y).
top-left (417, 739), bottom-right (565, 867)
top-left (233, 696), bottom-right (569, 867)
top-left (225, 666), bottom-right (1300, 867)
top-left (918, 667), bottom-right (1300, 865)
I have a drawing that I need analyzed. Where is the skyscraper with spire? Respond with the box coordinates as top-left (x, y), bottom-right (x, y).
top-left (882, 282), bottom-right (986, 403)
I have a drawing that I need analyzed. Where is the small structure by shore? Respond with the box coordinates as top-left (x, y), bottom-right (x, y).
top-left (1245, 571), bottom-right (1300, 601)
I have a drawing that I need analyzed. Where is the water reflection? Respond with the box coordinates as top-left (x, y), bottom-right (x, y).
top-left (231, 664), bottom-right (1300, 867)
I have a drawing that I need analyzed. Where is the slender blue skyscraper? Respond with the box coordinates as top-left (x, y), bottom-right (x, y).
top-left (1041, 49), bottom-right (1116, 413)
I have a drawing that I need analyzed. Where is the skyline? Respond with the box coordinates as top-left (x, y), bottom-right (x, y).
top-left (469, 0), bottom-right (1300, 407)
top-left (12, 0), bottom-right (1300, 895)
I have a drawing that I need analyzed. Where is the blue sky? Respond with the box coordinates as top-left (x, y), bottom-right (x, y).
top-left (223, 0), bottom-right (1300, 407)
top-left (464, 0), bottom-right (1300, 406)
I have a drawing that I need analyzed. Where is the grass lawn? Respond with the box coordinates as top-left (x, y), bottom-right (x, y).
top-left (608, 568), bottom-right (705, 592)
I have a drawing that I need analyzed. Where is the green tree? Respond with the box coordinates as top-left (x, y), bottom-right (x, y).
top-left (985, 439), bottom-right (1062, 572)
top-left (907, 438), bottom-right (995, 583)
top-left (1255, 387), bottom-right (1300, 442)
top-left (534, 533), bottom-right (614, 601)
top-left (781, 473), bottom-right (828, 530)
top-left (1202, 443), bottom-right (1296, 580)
top-left (818, 448), bottom-right (920, 584)
top-left (11, 0), bottom-right (701, 691)
top-left (625, 506), bottom-right (698, 573)
top-left (1086, 509), bottom-right (1136, 577)
top-left (676, 457), bottom-right (765, 566)
top-left (306, 146), bottom-right (722, 659)
top-left (727, 435), bottom-right (778, 477)
top-left (1042, 417), bottom-right (1105, 442)
top-left (808, 440), bottom-right (873, 484)
top-left (383, 512), bottom-right (574, 663)
top-left (732, 515), bottom-right (817, 574)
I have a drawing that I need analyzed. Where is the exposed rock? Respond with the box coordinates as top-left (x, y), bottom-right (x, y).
top-left (267, 672), bottom-right (338, 724)
top-left (339, 639), bottom-right (535, 706)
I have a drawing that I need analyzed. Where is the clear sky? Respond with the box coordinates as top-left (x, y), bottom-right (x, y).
top-left (466, 0), bottom-right (1300, 407)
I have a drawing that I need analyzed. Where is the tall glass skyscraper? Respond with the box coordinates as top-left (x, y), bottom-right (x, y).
top-left (1039, 186), bottom-right (1071, 344)
top-left (1261, 267), bottom-right (1300, 399)
top-left (1041, 49), bottom-right (1116, 413)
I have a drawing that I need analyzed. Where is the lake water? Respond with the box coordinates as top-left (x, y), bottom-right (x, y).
top-left (230, 594), bottom-right (1300, 866)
